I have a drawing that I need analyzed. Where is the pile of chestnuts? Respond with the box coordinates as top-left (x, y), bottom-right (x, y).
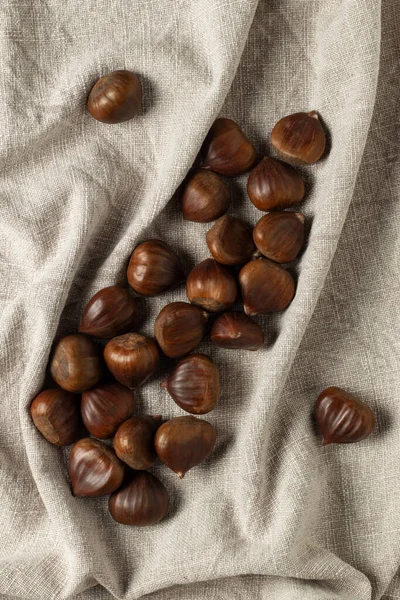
top-left (29, 69), bottom-right (376, 528)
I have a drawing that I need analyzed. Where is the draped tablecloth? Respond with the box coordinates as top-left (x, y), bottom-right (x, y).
top-left (0, 0), bottom-right (399, 598)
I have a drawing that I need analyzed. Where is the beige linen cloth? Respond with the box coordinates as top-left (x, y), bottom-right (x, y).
top-left (0, 0), bottom-right (399, 598)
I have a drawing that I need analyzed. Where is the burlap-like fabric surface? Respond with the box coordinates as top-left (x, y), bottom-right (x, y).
top-left (1, 0), bottom-right (399, 598)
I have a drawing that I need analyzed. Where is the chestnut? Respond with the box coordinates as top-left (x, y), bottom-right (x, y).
top-left (81, 382), bottom-right (136, 439)
top-left (210, 311), bottom-right (264, 351)
top-left (247, 157), bottom-right (305, 211)
top-left (181, 170), bottom-right (230, 223)
top-left (239, 258), bottom-right (295, 315)
top-left (315, 386), bottom-right (375, 445)
top-left (271, 111), bottom-right (326, 165)
top-left (200, 118), bottom-right (257, 176)
top-left (127, 240), bottom-right (185, 296)
top-left (253, 212), bottom-right (305, 263)
top-left (114, 415), bottom-right (161, 470)
top-left (30, 388), bottom-right (81, 446)
top-left (155, 416), bottom-right (216, 478)
top-left (161, 353), bottom-right (220, 414)
top-left (78, 285), bottom-right (139, 338)
top-left (87, 70), bottom-right (142, 124)
top-left (186, 258), bottom-right (237, 312)
top-left (104, 333), bottom-right (159, 388)
top-left (50, 334), bottom-right (103, 393)
top-left (154, 302), bottom-right (208, 358)
top-left (206, 216), bottom-right (258, 265)
top-left (68, 438), bottom-right (124, 497)
top-left (109, 471), bottom-right (168, 526)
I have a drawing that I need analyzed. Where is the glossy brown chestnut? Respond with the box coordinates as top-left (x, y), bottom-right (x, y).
top-left (253, 212), bottom-right (305, 263)
top-left (109, 471), bottom-right (168, 526)
top-left (50, 334), bottom-right (103, 393)
top-left (154, 302), bottom-right (208, 358)
top-left (239, 258), bottom-right (295, 315)
top-left (200, 118), bottom-right (257, 176)
top-left (127, 240), bottom-right (185, 296)
top-left (247, 157), bottom-right (305, 211)
top-left (186, 258), bottom-right (237, 312)
top-left (315, 386), bottom-right (375, 445)
top-left (30, 388), bottom-right (81, 446)
top-left (206, 216), bottom-right (258, 266)
top-left (181, 170), bottom-right (230, 223)
top-left (210, 312), bottom-right (264, 351)
top-left (271, 111), bottom-right (326, 165)
top-left (161, 353), bottom-right (220, 414)
top-left (81, 382), bottom-right (136, 439)
top-left (78, 286), bottom-right (139, 338)
top-left (68, 438), bottom-right (124, 497)
top-left (87, 70), bottom-right (142, 124)
top-left (114, 415), bottom-right (161, 470)
top-left (155, 416), bottom-right (216, 478)
top-left (104, 333), bottom-right (159, 388)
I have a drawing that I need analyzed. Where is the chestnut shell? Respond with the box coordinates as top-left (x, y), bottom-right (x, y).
top-left (239, 258), bottom-right (295, 315)
top-left (181, 170), bottom-right (230, 223)
top-left (161, 353), bottom-right (220, 414)
top-left (30, 388), bottom-right (82, 446)
top-left (253, 212), bottom-right (305, 263)
top-left (104, 333), bottom-right (159, 388)
top-left (247, 157), bottom-right (305, 211)
top-left (206, 215), bottom-right (257, 265)
top-left (50, 334), bottom-right (103, 393)
top-left (109, 471), bottom-right (169, 526)
top-left (113, 415), bottom-right (161, 470)
top-left (186, 258), bottom-right (237, 313)
top-left (315, 386), bottom-right (375, 445)
top-left (127, 240), bottom-right (185, 296)
top-left (88, 70), bottom-right (142, 124)
top-left (154, 302), bottom-right (208, 358)
top-left (200, 118), bottom-right (257, 176)
top-left (210, 312), bottom-right (264, 351)
top-left (78, 286), bottom-right (139, 338)
top-left (270, 111), bottom-right (326, 165)
top-left (81, 382), bottom-right (136, 439)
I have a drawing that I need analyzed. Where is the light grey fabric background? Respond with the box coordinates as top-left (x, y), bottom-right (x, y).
top-left (0, 0), bottom-right (399, 598)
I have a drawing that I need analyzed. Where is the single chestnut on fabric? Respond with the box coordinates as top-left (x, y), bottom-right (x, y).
top-left (104, 333), bottom-right (159, 388)
top-left (239, 258), bottom-right (295, 315)
top-left (270, 111), bottom-right (326, 165)
top-left (247, 157), bottom-right (305, 211)
top-left (155, 416), bottom-right (216, 478)
top-left (154, 302), bottom-right (208, 358)
top-left (210, 312), bottom-right (264, 351)
top-left (315, 386), bottom-right (375, 445)
top-left (181, 170), bottom-right (230, 223)
top-left (114, 415), bottom-right (161, 470)
top-left (127, 240), bottom-right (185, 296)
top-left (30, 388), bottom-right (82, 446)
top-left (68, 438), bottom-right (125, 497)
top-left (253, 212), bottom-right (305, 263)
top-left (206, 216), bottom-right (258, 266)
top-left (87, 70), bottom-right (142, 124)
top-left (81, 382), bottom-right (136, 439)
top-left (161, 353), bottom-right (220, 414)
top-left (200, 118), bottom-right (257, 176)
top-left (109, 471), bottom-right (169, 526)
top-left (50, 334), bottom-right (103, 393)
top-left (78, 285), bottom-right (139, 338)
top-left (186, 258), bottom-right (237, 312)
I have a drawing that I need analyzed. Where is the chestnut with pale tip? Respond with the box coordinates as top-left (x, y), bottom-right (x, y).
top-left (181, 170), bottom-right (230, 223)
top-left (127, 240), bottom-right (185, 296)
top-left (253, 212), bottom-right (305, 263)
top-left (154, 302), bottom-right (208, 358)
top-left (81, 382), bottom-right (136, 439)
top-left (78, 285), bottom-right (139, 338)
top-left (247, 156), bottom-right (305, 211)
top-left (114, 415), bottom-right (161, 470)
top-left (271, 111), bottom-right (326, 165)
top-left (50, 334), bottom-right (103, 393)
top-left (239, 258), bottom-right (295, 315)
top-left (109, 471), bottom-right (169, 526)
top-left (210, 312), bottom-right (264, 351)
top-left (315, 386), bottom-right (375, 445)
top-left (68, 438), bottom-right (125, 497)
top-left (186, 258), bottom-right (237, 313)
top-left (206, 215), bottom-right (258, 266)
top-left (200, 118), bottom-right (257, 176)
top-left (104, 333), bottom-right (159, 388)
top-left (88, 70), bottom-right (142, 124)
top-left (155, 416), bottom-right (216, 478)
top-left (30, 388), bottom-right (82, 446)
top-left (161, 353), bottom-right (220, 415)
